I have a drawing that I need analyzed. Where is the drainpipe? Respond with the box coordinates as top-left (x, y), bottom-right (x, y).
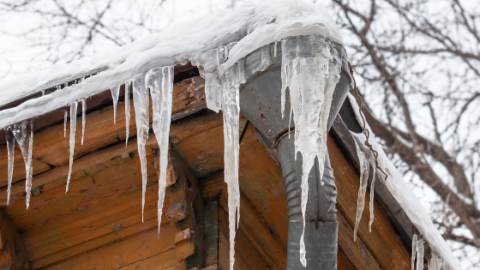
top-left (239, 37), bottom-right (352, 269)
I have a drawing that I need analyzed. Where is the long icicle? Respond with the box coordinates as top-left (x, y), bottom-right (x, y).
top-left (280, 35), bottom-right (341, 266)
top-left (5, 127), bottom-right (15, 205)
top-left (146, 66), bottom-right (174, 236)
top-left (125, 81), bottom-right (131, 147)
top-left (64, 110), bottom-right (68, 137)
top-left (353, 138), bottom-right (369, 242)
top-left (12, 120), bottom-right (34, 208)
top-left (66, 101), bottom-right (78, 193)
top-left (81, 99), bottom-right (86, 145)
top-left (132, 74), bottom-right (149, 222)
top-left (368, 156), bottom-right (377, 232)
top-left (416, 236), bottom-right (425, 270)
top-left (110, 85), bottom-right (120, 124)
top-left (411, 234), bottom-right (418, 270)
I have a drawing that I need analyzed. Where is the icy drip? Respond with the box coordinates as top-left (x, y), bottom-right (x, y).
top-left (81, 99), bottom-right (86, 145)
top-left (110, 85), bottom-right (120, 124)
top-left (66, 101), bottom-right (78, 193)
top-left (416, 236), bottom-right (425, 270)
top-left (145, 66), bottom-right (174, 236)
top-left (11, 120), bottom-right (34, 208)
top-left (412, 234), bottom-right (418, 270)
top-left (193, 42), bottom-right (245, 270)
top-left (64, 110), bottom-right (67, 137)
top-left (5, 128), bottom-right (15, 205)
top-left (352, 134), bottom-right (378, 240)
top-left (132, 74), bottom-right (149, 222)
top-left (252, 45), bottom-right (272, 74)
top-left (125, 81), bottom-right (131, 147)
top-left (280, 35), bottom-right (341, 266)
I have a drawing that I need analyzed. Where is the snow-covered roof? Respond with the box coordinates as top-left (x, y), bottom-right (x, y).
top-left (0, 0), bottom-right (341, 130)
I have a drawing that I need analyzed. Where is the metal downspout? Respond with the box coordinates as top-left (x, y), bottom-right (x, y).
top-left (239, 37), bottom-right (352, 269)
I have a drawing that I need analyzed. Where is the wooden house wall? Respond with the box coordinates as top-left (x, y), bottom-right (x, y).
top-left (0, 75), bottom-right (412, 269)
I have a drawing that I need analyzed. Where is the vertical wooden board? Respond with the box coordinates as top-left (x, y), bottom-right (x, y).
top-left (204, 201), bottom-right (219, 267)
top-left (327, 135), bottom-right (410, 270)
top-left (238, 124), bottom-right (289, 245)
top-left (116, 248), bottom-right (187, 270)
top-left (42, 223), bottom-right (179, 270)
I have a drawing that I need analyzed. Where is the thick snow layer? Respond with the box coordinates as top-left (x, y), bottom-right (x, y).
top-left (347, 93), bottom-right (459, 270)
top-left (0, 0), bottom-right (341, 130)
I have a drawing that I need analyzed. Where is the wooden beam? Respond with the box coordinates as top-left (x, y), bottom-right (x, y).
top-left (0, 210), bottom-right (30, 270)
top-left (169, 150), bottom-right (205, 269)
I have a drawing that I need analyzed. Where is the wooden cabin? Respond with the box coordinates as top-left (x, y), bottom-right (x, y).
top-left (0, 67), bottom-right (445, 269)
top-left (0, 2), bottom-right (457, 270)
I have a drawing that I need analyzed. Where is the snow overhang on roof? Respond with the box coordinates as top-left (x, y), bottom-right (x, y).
top-left (0, 0), bottom-right (341, 129)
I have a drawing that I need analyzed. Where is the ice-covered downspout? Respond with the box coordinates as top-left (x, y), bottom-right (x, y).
top-left (238, 36), bottom-right (351, 269)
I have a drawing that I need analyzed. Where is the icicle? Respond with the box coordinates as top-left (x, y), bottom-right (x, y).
top-left (146, 66), bottom-right (174, 237)
top-left (65, 101), bottom-right (78, 193)
top-left (5, 128), bottom-right (15, 205)
top-left (110, 85), bottom-right (120, 124)
top-left (280, 35), bottom-right (341, 266)
top-left (11, 120), bottom-right (34, 208)
top-left (369, 156), bottom-right (376, 232)
top-left (41, 90), bottom-right (45, 96)
top-left (132, 74), bottom-right (150, 222)
top-left (64, 110), bottom-right (67, 137)
top-left (353, 138), bottom-right (369, 242)
top-left (416, 236), bottom-right (425, 270)
top-left (252, 45), bottom-right (272, 74)
top-left (125, 81), bottom-right (131, 147)
top-left (429, 251), bottom-right (439, 270)
top-left (224, 63), bottom-right (243, 270)
top-left (81, 99), bottom-right (86, 145)
top-left (412, 234), bottom-right (418, 270)
top-left (273, 41), bottom-right (277, 58)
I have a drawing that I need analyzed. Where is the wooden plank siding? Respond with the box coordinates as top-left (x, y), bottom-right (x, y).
top-left (0, 72), bottom-right (411, 269)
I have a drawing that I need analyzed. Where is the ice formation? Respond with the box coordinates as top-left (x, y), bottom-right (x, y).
top-left (125, 81), bottom-right (131, 147)
top-left (192, 42), bottom-right (245, 270)
top-left (416, 235), bottom-right (425, 270)
top-left (64, 110), bottom-right (67, 137)
top-left (110, 85), bottom-right (120, 124)
top-left (81, 99), bottom-right (86, 145)
top-left (132, 74), bottom-right (150, 223)
top-left (145, 66), bottom-right (174, 235)
top-left (412, 234), bottom-right (418, 270)
top-left (0, 1), bottom-right (460, 270)
top-left (5, 129), bottom-right (15, 205)
top-left (10, 120), bottom-right (34, 208)
top-left (279, 35), bottom-right (341, 266)
top-left (66, 101), bottom-right (78, 193)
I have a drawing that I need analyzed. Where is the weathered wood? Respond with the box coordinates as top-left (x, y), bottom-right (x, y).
top-left (203, 201), bottom-right (219, 268)
top-left (218, 205), bottom-right (270, 270)
top-left (175, 228), bottom-right (195, 261)
top-left (327, 134), bottom-right (411, 270)
top-left (200, 172), bottom-right (224, 199)
top-left (0, 147), bottom-right (50, 190)
top-left (166, 198), bottom-right (188, 223)
top-left (219, 181), bottom-right (287, 270)
top-left (0, 211), bottom-right (31, 270)
top-left (42, 224), bottom-right (180, 270)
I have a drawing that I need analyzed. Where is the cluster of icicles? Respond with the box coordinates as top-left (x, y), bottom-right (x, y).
top-left (352, 126), bottom-right (450, 270)
top-left (4, 35), bottom-right (367, 269)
